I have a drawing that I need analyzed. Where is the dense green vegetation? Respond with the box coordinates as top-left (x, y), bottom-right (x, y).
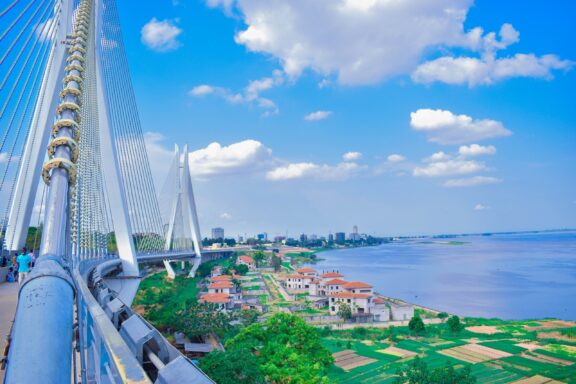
top-left (394, 357), bottom-right (475, 384)
top-left (201, 313), bottom-right (333, 384)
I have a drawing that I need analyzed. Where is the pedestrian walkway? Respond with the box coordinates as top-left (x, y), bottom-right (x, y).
top-left (0, 282), bottom-right (19, 382)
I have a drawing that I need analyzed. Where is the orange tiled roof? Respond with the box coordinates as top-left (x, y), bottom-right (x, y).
top-left (211, 275), bottom-right (232, 281)
top-left (324, 278), bottom-right (348, 286)
top-left (342, 281), bottom-right (372, 289)
top-left (238, 255), bottom-right (254, 263)
top-left (209, 281), bottom-right (233, 289)
top-left (321, 272), bottom-right (344, 278)
top-left (285, 274), bottom-right (313, 279)
top-left (297, 267), bottom-right (316, 273)
top-left (373, 298), bottom-right (385, 304)
top-left (330, 292), bottom-right (372, 299)
top-left (200, 293), bottom-right (231, 303)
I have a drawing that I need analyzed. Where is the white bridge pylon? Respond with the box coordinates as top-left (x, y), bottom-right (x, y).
top-left (162, 144), bottom-right (203, 278)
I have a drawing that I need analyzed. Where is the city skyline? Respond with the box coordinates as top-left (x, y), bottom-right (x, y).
top-left (113, 0), bottom-right (574, 236)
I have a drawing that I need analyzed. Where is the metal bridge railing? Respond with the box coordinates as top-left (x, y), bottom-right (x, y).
top-left (75, 261), bottom-right (213, 384)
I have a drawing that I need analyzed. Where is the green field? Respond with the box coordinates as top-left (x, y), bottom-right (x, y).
top-left (321, 319), bottom-right (576, 383)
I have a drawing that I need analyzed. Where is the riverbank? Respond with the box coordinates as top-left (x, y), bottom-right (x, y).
top-left (300, 232), bottom-right (576, 320)
top-left (133, 259), bottom-right (576, 384)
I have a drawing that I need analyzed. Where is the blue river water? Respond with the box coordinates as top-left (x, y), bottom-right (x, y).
top-left (304, 231), bottom-right (576, 320)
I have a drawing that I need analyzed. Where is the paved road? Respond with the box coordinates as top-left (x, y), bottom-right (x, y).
top-left (0, 282), bottom-right (18, 382)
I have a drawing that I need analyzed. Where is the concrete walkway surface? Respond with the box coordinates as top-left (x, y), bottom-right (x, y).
top-left (0, 282), bottom-right (19, 382)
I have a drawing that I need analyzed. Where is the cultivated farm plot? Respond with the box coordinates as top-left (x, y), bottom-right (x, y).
top-left (333, 349), bottom-right (378, 371)
top-left (466, 325), bottom-right (502, 335)
top-left (522, 351), bottom-right (574, 366)
top-left (524, 320), bottom-right (576, 332)
top-left (470, 363), bottom-right (526, 384)
top-left (377, 346), bottom-right (417, 358)
top-left (438, 343), bottom-right (512, 363)
top-left (509, 374), bottom-right (564, 384)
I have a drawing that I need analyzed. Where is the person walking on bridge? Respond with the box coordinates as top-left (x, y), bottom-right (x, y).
top-left (16, 247), bottom-right (32, 286)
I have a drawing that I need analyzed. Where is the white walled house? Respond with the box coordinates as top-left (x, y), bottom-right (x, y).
top-left (284, 274), bottom-right (315, 292)
top-left (321, 278), bottom-right (348, 296)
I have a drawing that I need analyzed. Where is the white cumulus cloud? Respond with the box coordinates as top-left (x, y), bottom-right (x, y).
top-left (141, 18), bottom-right (182, 52)
top-left (220, 212), bottom-right (233, 219)
top-left (208, 0), bottom-right (483, 85)
top-left (188, 71), bottom-right (284, 115)
top-left (304, 110), bottom-right (332, 121)
top-left (189, 84), bottom-right (219, 96)
top-left (413, 159), bottom-right (486, 177)
top-left (474, 203), bottom-right (491, 210)
top-left (144, 133), bottom-right (274, 182)
top-left (387, 154), bottom-right (406, 163)
top-left (425, 151), bottom-right (452, 162)
top-left (459, 144), bottom-right (496, 157)
top-left (189, 140), bottom-right (273, 176)
top-left (266, 161), bottom-right (361, 181)
top-left (413, 24), bottom-right (573, 86)
top-left (205, 2), bottom-right (571, 86)
top-left (342, 151), bottom-right (362, 161)
top-left (410, 108), bottom-right (512, 145)
top-left (443, 176), bottom-right (501, 187)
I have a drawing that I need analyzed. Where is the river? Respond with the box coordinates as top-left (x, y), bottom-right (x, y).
top-left (304, 231), bottom-right (576, 320)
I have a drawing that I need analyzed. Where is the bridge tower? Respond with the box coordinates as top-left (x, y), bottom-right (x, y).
top-left (162, 144), bottom-right (203, 278)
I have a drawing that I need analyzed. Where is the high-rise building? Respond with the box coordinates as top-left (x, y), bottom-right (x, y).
top-left (350, 225), bottom-right (360, 241)
top-left (328, 233), bottom-right (334, 242)
top-left (335, 232), bottom-right (346, 243)
top-left (299, 233), bottom-right (308, 242)
top-left (211, 227), bottom-right (224, 240)
top-left (257, 232), bottom-right (268, 241)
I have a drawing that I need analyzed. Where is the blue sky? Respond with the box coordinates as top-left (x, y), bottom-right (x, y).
top-left (116, 0), bottom-right (575, 238)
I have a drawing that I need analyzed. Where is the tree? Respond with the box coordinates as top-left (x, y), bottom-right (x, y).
top-left (446, 315), bottom-right (463, 333)
top-left (337, 303), bottom-right (353, 321)
top-left (408, 315), bottom-right (425, 335)
top-left (437, 312), bottom-right (449, 320)
top-left (234, 263), bottom-right (249, 275)
top-left (200, 347), bottom-right (265, 384)
top-left (237, 309), bottom-right (260, 326)
top-left (270, 254), bottom-right (282, 272)
top-left (252, 251), bottom-right (266, 268)
top-left (395, 357), bottom-right (476, 384)
top-left (224, 313), bottom-right (333, 383)
top-left (177, 302), bottom-right (232, 338)
top-left (231, 278), bottom-right (242, 291)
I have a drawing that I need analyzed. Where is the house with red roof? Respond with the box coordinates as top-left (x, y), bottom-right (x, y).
top-left (199, 293), bottom-right (233, 310)
top-left (283, 274), bottom-right (316, 292)
top-left (321, 278), bottom-right (349, 296)
top-left (237, 255), bottom-right (256, 270)
top-left (296, 267), bottom-right (317, 277)
top-left (200, 274), bottom-right (242, 310)
top-left (328, 280), bottom-right (390, 320)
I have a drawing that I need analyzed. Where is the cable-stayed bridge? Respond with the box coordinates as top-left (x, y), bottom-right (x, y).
top-left (0, 1), bottom-right (219, 382)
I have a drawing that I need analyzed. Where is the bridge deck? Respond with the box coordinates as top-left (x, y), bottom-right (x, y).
top-left (0, 282), bottom-right (18, 382)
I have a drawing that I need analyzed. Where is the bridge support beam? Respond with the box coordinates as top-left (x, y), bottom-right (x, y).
top-left (163, 260), bottom-right (176, 279)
